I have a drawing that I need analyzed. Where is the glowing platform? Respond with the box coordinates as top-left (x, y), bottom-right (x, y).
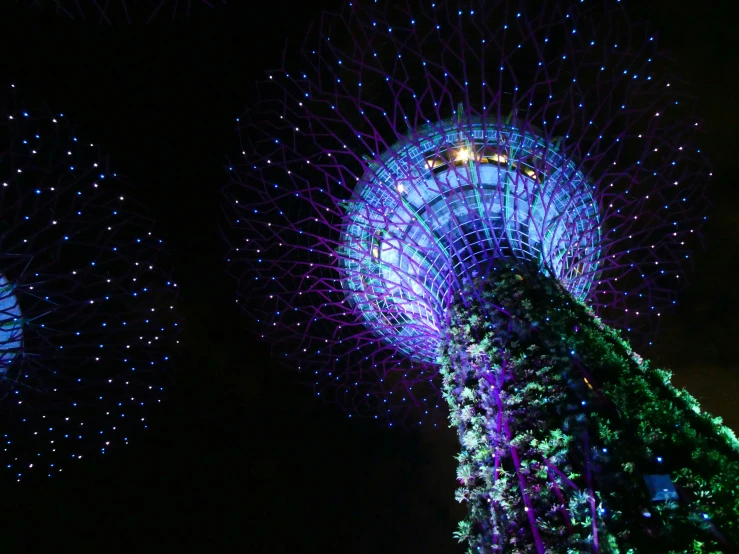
top-left (339, 119), bottom-right (601, 361)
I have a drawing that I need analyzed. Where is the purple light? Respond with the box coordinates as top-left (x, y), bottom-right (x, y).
top-left (228, 0), bottom-right (708, 425)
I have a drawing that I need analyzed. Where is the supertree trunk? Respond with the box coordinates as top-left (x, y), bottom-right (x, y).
top-left (440, 261), bottom-right (739, 553)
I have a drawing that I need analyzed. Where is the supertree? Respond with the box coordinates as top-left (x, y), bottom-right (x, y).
top-left (23, 0), bottom-right (224, 24)
top-left (224, 0), bottom-right (739, 551)
top-left (1, 83), bottom-right (179, 481)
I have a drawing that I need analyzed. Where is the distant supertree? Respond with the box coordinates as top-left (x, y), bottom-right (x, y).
top-left (225, 0), bottom-right (739, 551)
top-left (1, 83), bottom-right (179, 481)
top-left (25, 0), bottom-right (224, 24)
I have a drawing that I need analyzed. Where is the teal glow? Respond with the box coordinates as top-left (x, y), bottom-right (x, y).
top-left (0, 274), bottom-right (23, 376)
top-left (339, 118), bottom-right (601, 362)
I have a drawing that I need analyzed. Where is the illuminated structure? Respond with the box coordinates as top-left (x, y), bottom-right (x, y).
top-left (1, 83), bottom-right (179, 481)
top-left (341, 117), bottom-right (600, 363)
top-left (225, 0), bottom-right (738, 551)
top-left (0, 275), bottom-right (23, 374)
top-left (26, 0), bottom-right (223, 23)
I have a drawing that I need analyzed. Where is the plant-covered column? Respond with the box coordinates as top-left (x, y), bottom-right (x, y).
top-left (439, 261), bottom-right (739, 554)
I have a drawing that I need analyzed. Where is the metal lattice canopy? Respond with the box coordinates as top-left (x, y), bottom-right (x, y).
top-left (225, 0), bottom-right (710, 424)
top-left (340, 114), bottom-right (601, 362)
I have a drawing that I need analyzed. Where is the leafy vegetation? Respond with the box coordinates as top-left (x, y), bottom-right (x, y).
top-left (439, 261), bottom-right (738, 553)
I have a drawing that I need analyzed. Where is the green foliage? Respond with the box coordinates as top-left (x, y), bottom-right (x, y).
top-left (440, 260), bottom-right (738, 553)
top-left (454, 520), bottom-right (473, 543)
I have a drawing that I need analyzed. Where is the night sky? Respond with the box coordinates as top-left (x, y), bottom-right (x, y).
top-left (0, 1), bottom-right (736, 552)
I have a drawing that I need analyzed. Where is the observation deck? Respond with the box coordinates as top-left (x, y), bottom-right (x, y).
top-left (339, 119), bottom-right (601, 362)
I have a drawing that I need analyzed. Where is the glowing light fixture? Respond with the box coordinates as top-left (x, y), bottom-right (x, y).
top-left (455, 148), bottom-right (470, 162)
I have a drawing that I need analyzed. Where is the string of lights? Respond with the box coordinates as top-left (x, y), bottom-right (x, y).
top-left (1, 83), bottom-right (179, 482)
top-left (225, 0), bottom-right (709, 427)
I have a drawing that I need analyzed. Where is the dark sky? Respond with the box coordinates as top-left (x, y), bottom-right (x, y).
top-left (0, 1), bottom-right (736, 553)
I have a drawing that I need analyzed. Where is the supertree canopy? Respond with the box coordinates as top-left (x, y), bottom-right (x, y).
top-left (1, 83), bottom-right (179, 481)
top-left (225, 0), bottom-right (739, 552)
top-left (339, 116), bottom-right (602, 363)
top-left (24, 0), bottom-right (224, 24)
